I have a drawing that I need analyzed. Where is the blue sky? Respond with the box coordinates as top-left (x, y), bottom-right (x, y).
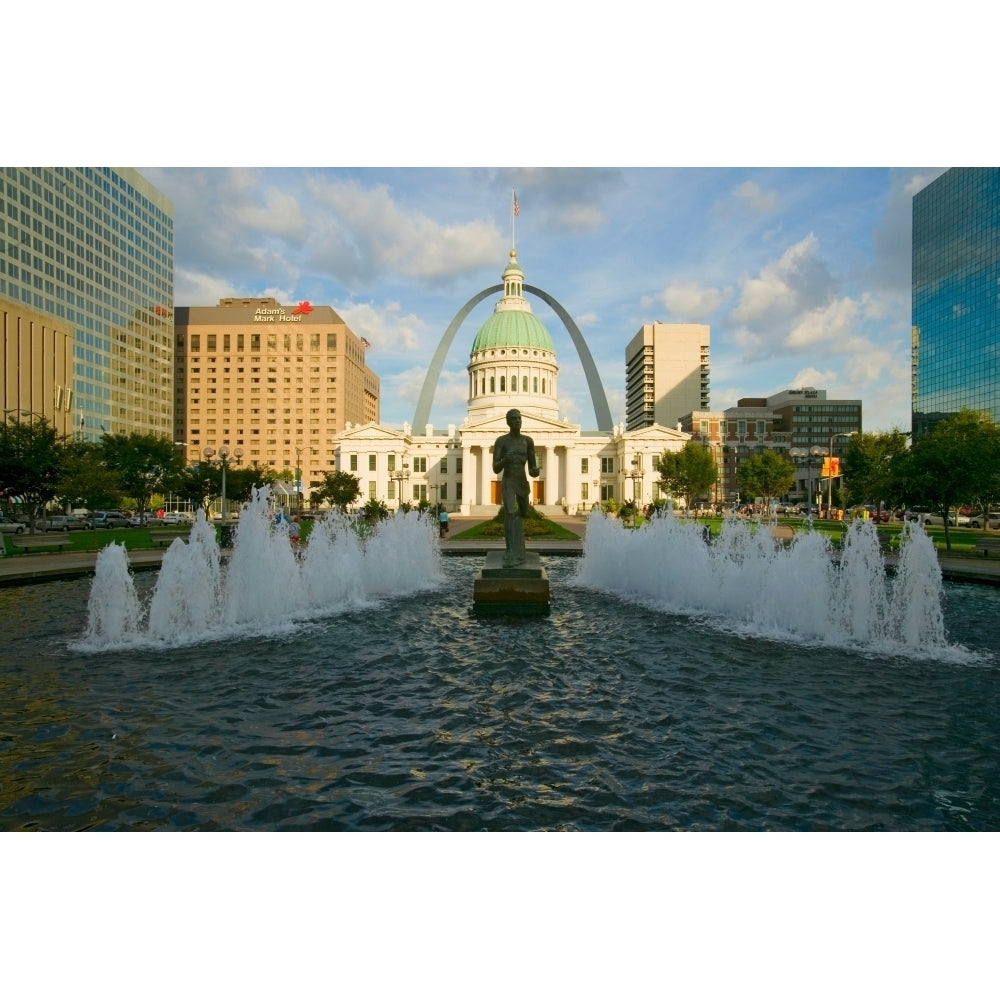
top-left (142, 165), bottom-right (944, 432)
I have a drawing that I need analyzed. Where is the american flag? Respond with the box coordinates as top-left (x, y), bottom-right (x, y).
top-left (513, 192), bottom-right (519, 216)
top-left (360, 337), bottom-right (371, 349)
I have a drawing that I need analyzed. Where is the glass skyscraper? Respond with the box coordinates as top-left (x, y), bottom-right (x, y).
top-left (911, 167), bottom-right (1000, 437)
top-left (1, 167), bottom-right (174, 439)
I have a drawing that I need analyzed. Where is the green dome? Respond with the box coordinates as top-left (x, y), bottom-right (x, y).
top-left (471, 309), bottom-right (555, 353)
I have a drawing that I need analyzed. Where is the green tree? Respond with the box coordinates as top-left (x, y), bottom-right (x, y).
top-left (100, 433), bottom-right (182, 518)
top-left (54, 440), bottom-right (122, 512)
top-left (842, 429), bottom-right (910, 514)
top-left (902, 409), bottom-right (997, 550)
top-left (0, 416), bottom-right (66, 532)
top-left (654, 441), bottom-right (717, 510)
top-left (311, 470), bottom-right (361, 512)
top-left (736, 450), bottom-right (796, 514)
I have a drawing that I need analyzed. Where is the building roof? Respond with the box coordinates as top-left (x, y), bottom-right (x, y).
top-left (470, 250), bottom-right (556, 353)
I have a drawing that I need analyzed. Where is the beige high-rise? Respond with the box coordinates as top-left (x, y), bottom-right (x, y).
top-left (625, 322), bottom-right (710, 431)
top-left (173, 298), bottom-right (379, 499)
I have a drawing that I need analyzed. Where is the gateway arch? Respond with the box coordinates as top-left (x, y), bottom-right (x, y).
top-left (412, 284), bottom-right (614, 432)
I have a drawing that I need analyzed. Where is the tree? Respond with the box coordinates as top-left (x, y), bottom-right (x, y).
top-left (0, 416), bottom-right (66, 532)
top-left (311, 470), bottom-right (361, 512)
top-left (736, 451), bottom-right (796, 514)
top-left (100, 433), bottom-right (183, 517)
top-left (842, 429), bottom-right (910, 514)
top-left (54, 440), bottom-right (122, 512)
top-left (903, 409), bottom-right (998, 550)
top-left (654, 441), bottom-right (717, 510)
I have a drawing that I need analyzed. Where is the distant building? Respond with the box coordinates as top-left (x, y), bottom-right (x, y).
top-left (912, 167), bottom-right (1000, 436)
top-left (683, 387), bottom-right (861, 508)
top-left (1, 167), bottom-right (174, 439)
top-left (625, 322), bottom-right (710, 431)
top-left (173, 298), bottom-right (379, 499)
top-left (334, 251), bottom-right (690, 514)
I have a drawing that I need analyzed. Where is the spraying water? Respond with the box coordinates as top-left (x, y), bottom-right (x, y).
top-left (79, 488), bottom-right (444, 650)
top-left (574, 512), bottom-right (954, 657)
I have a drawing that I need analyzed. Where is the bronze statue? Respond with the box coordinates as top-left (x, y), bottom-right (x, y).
top-left (492, 408), bottom-right (539, 567)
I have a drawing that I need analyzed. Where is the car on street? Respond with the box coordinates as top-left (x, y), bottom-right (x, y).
top-left (968, 512), bottom-right (1000, 530)
top-left (129, 514), bottom-right (149, 527)
top-left (44, 515), bottom-right (89, 532)
top-left (0, 515), bottom-right (25, 534)
top-left (161, 511), bottom-right (193, 525)
top-left (89, 510), bottom-right (130, 529)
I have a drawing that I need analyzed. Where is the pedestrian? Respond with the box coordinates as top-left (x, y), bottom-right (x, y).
top-left (438, 506), bottom-right (449, 537)
top-left (289, 515), bottom-right (301, 544)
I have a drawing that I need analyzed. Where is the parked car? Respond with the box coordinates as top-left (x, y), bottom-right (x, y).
top-left (0, 515), bottom-right (25, 534)
top-left (89, 510), bottom-right (130, 529)
top-left (161, 511), bottom-right (193, 525)
top-left (44, 515), bottom-right (89, 532)
top-left (129, 514), bottom-right (149, 527)
top-left (968, 512), bottom-right (1000, 530)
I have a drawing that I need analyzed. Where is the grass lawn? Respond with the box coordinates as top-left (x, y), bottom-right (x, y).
top-left (450, 515), bottom-right (581, 541)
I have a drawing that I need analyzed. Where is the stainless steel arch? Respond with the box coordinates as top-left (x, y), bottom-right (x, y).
top-left (412, 284), bottom-right (614, 432)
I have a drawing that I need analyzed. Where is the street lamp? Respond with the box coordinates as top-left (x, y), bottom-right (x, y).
top-left (390, 462), bottom-right (410, 508)
top-left (203, 445), bottom-right (243, 525)
top-left (626, 454), bottom-right (644, 506)
top-left (789, 445), bottom-right (828, 516)
top-left (827, 432), bottom-right (857, 518)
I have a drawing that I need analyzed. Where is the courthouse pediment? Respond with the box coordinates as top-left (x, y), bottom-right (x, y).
top-left (460, 412), bottom-right (579, 436)
top-left (334, 422), bottom-right (407, 443)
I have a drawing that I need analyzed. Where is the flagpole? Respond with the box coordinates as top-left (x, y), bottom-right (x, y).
top-left (512, 189), bottom-right (516, 250)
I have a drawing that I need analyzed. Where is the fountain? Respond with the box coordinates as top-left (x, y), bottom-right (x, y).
top-left (3, 501), bottom-right (995, 832)
top-left (574, 513), bottom-right (952, 658)
top-left (79, 487), bottom-right (445, 650)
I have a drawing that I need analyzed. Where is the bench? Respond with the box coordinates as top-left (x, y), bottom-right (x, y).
top-left (149, 529), bottom-right (189, 547)
top-left (10, 534), bottom-right (69, 554)
top-left (975, 536), bottom-right (1000, 558)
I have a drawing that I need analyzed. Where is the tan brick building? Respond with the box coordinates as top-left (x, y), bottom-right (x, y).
top-left (173, 297), bottom-right (379, 498)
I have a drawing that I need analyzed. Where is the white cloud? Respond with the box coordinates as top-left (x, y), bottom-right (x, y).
top-left (305, 178), bottom-right (504, 283)
top-left (232, 186), bottom-right (307, 240)
top-left (574, 311), bottom-right (600, 327)
top-left (732, 179), bottom-right (778, 214)
top-left (336, 300), bottom-right (428, 353)
top-left (658, 280), bottom-right (727, 320)
top-left (731, 233), bottom-right (835, 327)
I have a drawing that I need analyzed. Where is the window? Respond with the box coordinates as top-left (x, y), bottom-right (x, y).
top-left (412, 456), bottom-right (427, 473)
top-left (368, 454), bottom-right (376, 471)
top-left (581, 482), bottom-right (589, 501)
top-left (368, 481), bottom-right (377, 499)
top-left (601, 457), bottom-right (615, 474)
top-left (440, 457), bottom-right (448, 474)
top-left (581, 458), bottom-right (589, 474)
top-left (388, 454), bottom-right (396, 472)
top-left (349, 454), bottom-right (357, 471)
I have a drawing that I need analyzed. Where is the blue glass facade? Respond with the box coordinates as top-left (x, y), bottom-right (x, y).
top-left (912, 167), bottom-right (1000, 436)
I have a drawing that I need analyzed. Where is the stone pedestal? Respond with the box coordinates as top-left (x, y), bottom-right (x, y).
top-left (472, 551), bottom-right (550, 616)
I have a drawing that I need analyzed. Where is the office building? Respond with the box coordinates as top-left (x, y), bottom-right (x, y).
top-left (625, 322), bottom-right (710, 431)
top-left (172, 297), bottom-right (380, 496)
top-left (1, 167), bottom-right (174, 439)
top-left (912, 167), bottom-right (1000, 436)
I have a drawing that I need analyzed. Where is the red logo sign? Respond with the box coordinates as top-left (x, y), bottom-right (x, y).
top-left (291, 301), bottom-right (314, 315)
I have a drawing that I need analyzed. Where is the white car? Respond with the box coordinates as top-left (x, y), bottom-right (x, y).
top-left (161, 511), bottom-right (193, 525)
top-left (968, 512), bottom-right (1000, 530)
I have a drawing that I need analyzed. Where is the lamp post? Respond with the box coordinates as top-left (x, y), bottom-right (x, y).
top-left (789, 446), bottom-right (828, 516)
top-left (626, 454), bottom-right (644, 507)
top-left (390, 462), bottom-right (410, 508)
top-left (827, 432), bottom-right (856, 518)
top-left (203, 445), bottom-right (243, 525)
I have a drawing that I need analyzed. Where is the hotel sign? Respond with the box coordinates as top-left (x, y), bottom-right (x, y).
top-left (253, 301), bottom-right (315, 323)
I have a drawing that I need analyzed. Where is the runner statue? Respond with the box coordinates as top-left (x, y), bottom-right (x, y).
top-left (492, 408), bottom-right (540, 567)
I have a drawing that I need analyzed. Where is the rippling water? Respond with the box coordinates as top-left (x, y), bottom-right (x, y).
top-left (1, 558), bottom-right (998, 831)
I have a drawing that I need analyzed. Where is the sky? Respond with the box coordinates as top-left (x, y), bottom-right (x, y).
top-left (141, 165), bottom-right (945, 433)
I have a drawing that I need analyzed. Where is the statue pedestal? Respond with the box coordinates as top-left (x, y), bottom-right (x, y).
top-left (472, 551), bottom-right (550, 616)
